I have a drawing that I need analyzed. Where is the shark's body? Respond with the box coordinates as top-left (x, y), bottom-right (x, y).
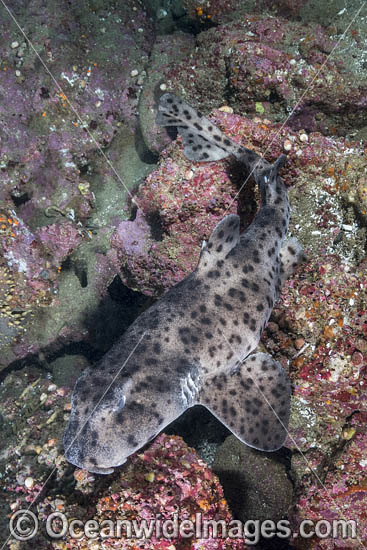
top-left (64, 93), bottom-right (305, 474)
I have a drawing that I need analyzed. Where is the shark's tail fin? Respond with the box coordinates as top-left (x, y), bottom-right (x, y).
top-left (157, 92), bottom-right (255, 164)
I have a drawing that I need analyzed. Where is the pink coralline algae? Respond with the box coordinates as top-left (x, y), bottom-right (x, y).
top-left (111, 142), bottom-right (239, 296)
top-left (280, 255), bottom-right (367, 425)
top-left (35, 222), bottom-right (83, 264)
top-left (289, 413), bottom-right (367, 549)
top-left (0, 0), bottom-right (156, 365)
top-left (62, 434), bottom-right (247, 550)
top-left (259, 248), bottom-right (367, 544)
top-left (112, 108), bottom-right (293, 297)
top-left (184, 13), bottom-right (367, 135)
top-left (111, 102), bottom-right (366, 297)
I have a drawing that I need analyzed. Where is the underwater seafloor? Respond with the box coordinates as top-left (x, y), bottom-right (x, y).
top-left (1, 0), bottom-right (367, 548)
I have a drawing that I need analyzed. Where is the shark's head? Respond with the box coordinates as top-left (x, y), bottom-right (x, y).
top-left (63, 369), bottom-right (137, 473)
top-left (63, 354), bottom-right (192, 474)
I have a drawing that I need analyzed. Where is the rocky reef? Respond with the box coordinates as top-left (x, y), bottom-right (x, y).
top-left (1, 0), bottom-right (367, 549)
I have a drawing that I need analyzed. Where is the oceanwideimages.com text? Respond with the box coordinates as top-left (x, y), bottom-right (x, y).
top-left (9, 510), bottom-right (358, 545)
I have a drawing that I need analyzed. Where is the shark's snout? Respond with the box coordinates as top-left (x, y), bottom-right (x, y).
top-left (64, 439), bottom-right (119, 475)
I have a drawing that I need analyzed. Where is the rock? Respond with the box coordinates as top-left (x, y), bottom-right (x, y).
top-left (213, 435), bottom-right (293, 522)
top-left (62, 434), bottom-right (247, 550)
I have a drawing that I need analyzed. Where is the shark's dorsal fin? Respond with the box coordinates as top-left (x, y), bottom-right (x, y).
top-left (199, 352), bottom-right (291, 451)
top-left (197, 214), bottom-right (240, 273)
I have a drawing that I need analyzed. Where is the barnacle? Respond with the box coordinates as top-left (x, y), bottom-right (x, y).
top-left (0, 262), bottom-right (32, 350)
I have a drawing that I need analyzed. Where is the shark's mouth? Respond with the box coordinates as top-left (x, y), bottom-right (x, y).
top-left (85, 465), bottom-right (115, 475)
top-left (74, 458), bottom-right (127, 475)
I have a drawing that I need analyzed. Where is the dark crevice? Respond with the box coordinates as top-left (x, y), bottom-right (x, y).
top-left (73, 259), bottom-right (88, 288)
top-left (146, 209), bottom-right (164, 241)
top-left (268, 87), bottom-right (282, 104)
top-left (11, 191), bottom-right (31, 207)
top-left (39, 86), bottom-right (50, 99)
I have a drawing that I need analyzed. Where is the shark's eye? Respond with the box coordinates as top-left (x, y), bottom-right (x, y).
top-left (113, 396), bottom-right (126, 412)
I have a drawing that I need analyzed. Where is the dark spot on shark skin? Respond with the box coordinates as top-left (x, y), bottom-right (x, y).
top-left (145, 357), bottom-right (158, 366)
top-left (153, 343), bottom-right (161, 354)
top-left (200, 317), bottom-right (212, 325)
top-left (155, 378), bottom-right (171, 393)
top-left (129, 401), bottom-right (145, 414)
top-left (127, 434), bottom-right (138, 447)
top-left (253, 398), bottom-right (262, 409)
top-left (229, 406), bottom-right (237, 417)
top-left (241, 278), bottom-right (249, 288)
top-left (80, 390), bottom-right (90, 402)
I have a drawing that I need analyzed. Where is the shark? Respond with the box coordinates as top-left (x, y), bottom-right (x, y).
top-left (64, 93), bottom-right (305, 474)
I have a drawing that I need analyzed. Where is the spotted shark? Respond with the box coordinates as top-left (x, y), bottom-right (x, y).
top-left (64, 93), bottom-right (305, 474)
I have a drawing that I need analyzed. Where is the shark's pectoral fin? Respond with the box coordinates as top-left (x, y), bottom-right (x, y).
top-left (197, 214), bottom-right (240, 272)
top-left (199, 352), bottom-right (291, 451)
